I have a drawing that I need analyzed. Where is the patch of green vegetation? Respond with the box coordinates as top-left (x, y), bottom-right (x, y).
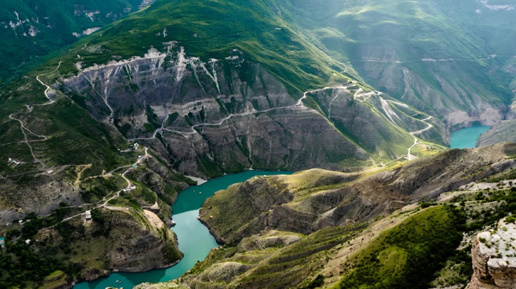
top-left (39, 270), bottom-right (68, 289)
top-left (337, 206), bottom-right (464, 289)
top-left (506, 215), bottom-right (516, 224)
top-left (80, 176), bottom-right (122, 203)
top-left (0, 241), bottom-right (73, 289)
top-left (430, 247), bottom-right (473, 288)
top-left (244, 227), bottom-right (361, 288)
top-left (303, 274), bottom-right (324, 289)
top-left (463, 189), bottom-right (516, 231)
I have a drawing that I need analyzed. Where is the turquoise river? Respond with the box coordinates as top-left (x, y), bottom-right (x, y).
top-left (449, 125), bottom-right (491, 149)
top-left (72, 126), bottom-right (489, 288)
top-left (74, 170), bottom-right (291, 289)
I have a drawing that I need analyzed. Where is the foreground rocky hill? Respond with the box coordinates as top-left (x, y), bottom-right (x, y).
top-left (200, 143), bottom-right (516, 244)
top-left (130, 143), bottom-right (516, 289)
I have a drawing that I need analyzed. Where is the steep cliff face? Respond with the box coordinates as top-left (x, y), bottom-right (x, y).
top-left (96, 209), bottom-right (181, 273)
top-left (343, 52), bottom-right (510, 129)
top-left (277, 0), bottom-right (514, 130)
top-left (59, 45), bottom-right (441, 178)
top-left (467, 219), bottom-right (516, 289)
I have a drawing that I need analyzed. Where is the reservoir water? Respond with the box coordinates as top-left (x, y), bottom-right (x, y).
top-left (449, 126), bottom-right (491, 149)
top-left (74, 170), bottom-right (290, 289)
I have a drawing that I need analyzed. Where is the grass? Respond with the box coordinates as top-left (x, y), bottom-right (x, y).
top-left (336, 206), bottom-right (464, 289)
top-left (40, 270), bottom-right (68, 289)
top-left (181, 205), bottom-right (466, 288)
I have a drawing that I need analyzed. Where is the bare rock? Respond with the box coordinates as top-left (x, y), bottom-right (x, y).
top-left (467, 218), bottom-right (516, 289)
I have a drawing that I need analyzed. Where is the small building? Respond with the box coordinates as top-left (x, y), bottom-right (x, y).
top-left (8, 158), bottom-right (21, 165)
top-left (85, 210), bottom-right (92, 221)
top-left (25, 239), bottom-right (31, 245)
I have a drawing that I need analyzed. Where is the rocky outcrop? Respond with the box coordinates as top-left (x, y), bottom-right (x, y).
top-left (467, 218), bottom-right (516, 289)
top-left (47, 207), bottom-right (184, 281)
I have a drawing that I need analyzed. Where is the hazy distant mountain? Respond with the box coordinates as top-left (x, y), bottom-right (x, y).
top-left (0, 0), bottom-right (153, 84)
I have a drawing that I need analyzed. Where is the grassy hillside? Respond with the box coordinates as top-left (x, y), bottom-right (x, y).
top-left (0, 0), bottom-right (148, 85)
top-left (200, 144), bottom-right (515, 244)
top-left (174, 205), bottom-right (465, 289)
top-left (337, 206), bottom-right (463, 289)
top-left (49, 0), bottom-right (357, 96)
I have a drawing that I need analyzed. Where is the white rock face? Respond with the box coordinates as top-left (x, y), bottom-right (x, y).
top-left (467, 219), bottom-right (516, 289)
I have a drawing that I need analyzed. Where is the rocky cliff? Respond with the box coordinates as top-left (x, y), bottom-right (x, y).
top-left (467, 218), bottom-right (516, 289)
top-left (58, 44), bottom-right (442, 178)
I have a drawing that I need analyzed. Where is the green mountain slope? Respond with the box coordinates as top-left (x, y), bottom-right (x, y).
top-left (0, 0), bottom-right (151, 85)
top-left (52, 0), bottom-right (350, 94)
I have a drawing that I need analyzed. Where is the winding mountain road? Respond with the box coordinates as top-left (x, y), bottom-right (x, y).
top-left (407, 116), bottom-right (434, 160)
top-left (8, 114), bottom-right (47, 167)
